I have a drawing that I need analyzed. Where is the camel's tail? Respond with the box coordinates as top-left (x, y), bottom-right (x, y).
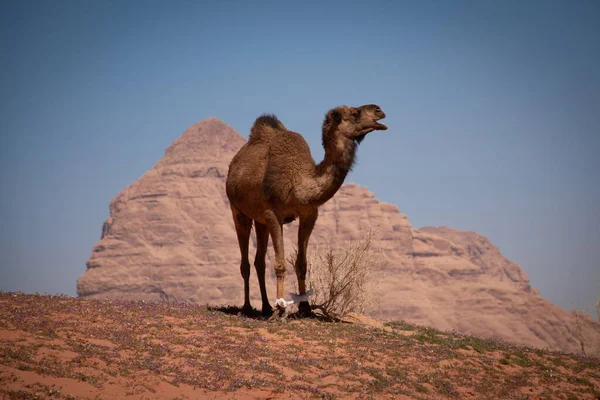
top-left (249, 114), bottom-right (286, 142)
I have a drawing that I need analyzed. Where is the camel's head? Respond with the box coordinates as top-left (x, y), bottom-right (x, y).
top-left (323, 104), bottom-right (387, 145)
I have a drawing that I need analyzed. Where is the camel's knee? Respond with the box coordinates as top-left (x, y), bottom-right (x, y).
top-left (274, 262), bottom-right (286, 278)
top-left (240, 261), bottom-right (251, 280)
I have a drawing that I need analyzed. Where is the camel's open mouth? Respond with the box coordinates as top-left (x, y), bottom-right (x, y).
top-left (357, 120), bottom-right (387, 137)
top-left (357, 118), bottom-right (387, 136)
top-left (373, 117), bottom-right (387, 130)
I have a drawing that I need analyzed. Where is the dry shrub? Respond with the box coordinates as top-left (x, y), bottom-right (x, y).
top-left (292, 230), bottom-right (386, 321)
top-left (571, 309), bottom-right (587, 356)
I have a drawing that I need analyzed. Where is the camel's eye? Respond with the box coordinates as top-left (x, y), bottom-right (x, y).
top-left (374, 106), bottom-right (381, 113)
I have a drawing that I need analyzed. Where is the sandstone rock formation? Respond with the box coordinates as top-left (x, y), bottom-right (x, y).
top-left (77, 118), bottom-right (600, 355)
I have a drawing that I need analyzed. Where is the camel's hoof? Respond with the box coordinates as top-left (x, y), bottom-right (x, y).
top-left (261, 305), bottom-right (274, 316)
top-left (240, 304), bottom-right (254, 316)
top-left (297, 301), bottom-right (313, 318)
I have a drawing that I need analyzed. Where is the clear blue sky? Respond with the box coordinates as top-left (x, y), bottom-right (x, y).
top-left (1, 0), bottom-right (598, 316)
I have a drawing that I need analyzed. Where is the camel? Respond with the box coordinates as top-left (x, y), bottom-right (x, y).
top-left (225, 104), bottom-right (387, 316)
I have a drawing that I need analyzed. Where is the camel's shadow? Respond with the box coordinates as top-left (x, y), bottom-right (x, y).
top-left (208, 305), bottom-right (269, 320)
top-left (207, 305), bottom-right (334, 322)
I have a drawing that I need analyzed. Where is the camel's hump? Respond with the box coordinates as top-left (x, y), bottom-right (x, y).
top-left (249, 114), bottom-right (287, 141)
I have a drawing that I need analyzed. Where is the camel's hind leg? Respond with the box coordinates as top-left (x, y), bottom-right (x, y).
top-left (254, 221), bottom-right (272, 315)
top-left (231, 206), bottom-right (253, 314)
top-left (296, 209), bottom-right (318, 316)
top-left (264, 209), bottom-right (286, 303)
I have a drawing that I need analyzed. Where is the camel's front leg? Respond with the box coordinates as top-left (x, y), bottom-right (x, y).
top-left (264, 209), bottom-right (286, 304)
top-left (296, 209), bottom-right (318, 316)
top-left (254, 221), bottom-right (272, 315)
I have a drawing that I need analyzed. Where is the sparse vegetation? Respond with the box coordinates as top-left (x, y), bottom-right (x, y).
top-left (572, 308), bottom-right (588, 356)
top-left (298, 230), bottom-right (386, 320)
top-left (1, 292), bottom-right (599, 399)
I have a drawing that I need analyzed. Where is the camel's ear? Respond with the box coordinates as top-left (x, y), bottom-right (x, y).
top-left (322, 108), bottom-right (343, 147)
top-left (323, 109), bottom-right (342, 134)
top-left (327, 109), bottom-right (342, 125)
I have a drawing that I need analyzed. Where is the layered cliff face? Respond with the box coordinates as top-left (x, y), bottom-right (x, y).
top-left (77, 118), bottom-right (600, 355)
top-left (78, 118), bottom-right (246, 304)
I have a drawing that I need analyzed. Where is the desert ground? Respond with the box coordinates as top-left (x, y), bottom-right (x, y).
top-left (1, 292), bottom-right (599, 399)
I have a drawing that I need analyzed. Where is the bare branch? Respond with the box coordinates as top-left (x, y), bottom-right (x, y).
top-left (297, 229), bottom-right (386, 320)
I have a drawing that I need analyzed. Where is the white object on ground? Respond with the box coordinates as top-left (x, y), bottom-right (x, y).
top-left (275, 298), bottom-right (295, 308)
top-left (275, 289), bottom-right (314, 308)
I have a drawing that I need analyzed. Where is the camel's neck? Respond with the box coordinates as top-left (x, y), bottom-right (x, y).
top-left (309, 136), bottom-right (357, 205)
